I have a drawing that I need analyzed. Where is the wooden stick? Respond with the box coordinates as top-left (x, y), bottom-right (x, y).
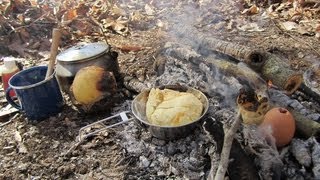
top-left (45, 28), bottom-right (61, 79)
top-left (215, 111), bottom-right (242, 180)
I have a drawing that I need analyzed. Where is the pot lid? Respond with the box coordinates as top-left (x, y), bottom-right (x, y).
top-left (57, 42), bottom-right (109, 62)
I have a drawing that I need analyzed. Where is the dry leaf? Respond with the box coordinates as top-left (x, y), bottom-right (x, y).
top-left (297, 26), bottom-right (314, 36)
top-left (62, 9), bottom-right (78, 23)
top-left (15, 130), bottom-right (22, 142)
top-left (145, 4), bottom-right (155, 16)
top-left (241, 5), bottom-right (259, 15)
top-left (28, 0), bottom-right (38, 7)
top-left (237, 23), bottom-right (264, 32)
top-left (18, 143), bottom-right (28, 154)
top-left (111, 5), bottom-right (126, 16)
top-left (281, 21), bottom-right (298, 30)
top-left (131, 11), bottom-right (145, 21)
top-left (103, 18), bottom-right (128, 35)
top-left (117, 45), bottom-right (144, 53)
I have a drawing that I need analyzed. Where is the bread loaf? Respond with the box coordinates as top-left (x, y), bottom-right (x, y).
top-left (146, 88), bottom-right (203, 126)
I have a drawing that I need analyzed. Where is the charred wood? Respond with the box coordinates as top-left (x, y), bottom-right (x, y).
top-left (123, 76), bottom-right (148, 93)
top-left (175, 28), bottom-right (266, 71)
top-left (174, 28), bottom-right (303, 95)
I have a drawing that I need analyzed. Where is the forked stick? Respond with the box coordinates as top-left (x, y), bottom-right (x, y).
top-left (214, 111), bottom-right (242, 180)
top-left (45, 28), bottom-right (61, 79)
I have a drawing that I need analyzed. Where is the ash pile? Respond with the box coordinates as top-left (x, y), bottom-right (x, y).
top-left (118, 41), bottom-right (320, 179)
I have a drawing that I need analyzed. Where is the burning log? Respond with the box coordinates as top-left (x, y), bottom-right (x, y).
top-left (175, 28), bottom-right (302, 95)
top-left (261, 53), bottom-right (303, 95)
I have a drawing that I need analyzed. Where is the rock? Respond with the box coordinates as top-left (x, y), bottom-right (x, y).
top-left (167, 142), bottom-right (178, 155)
top-left (139, 156), bottom-right (150, 168)
top-left (151, 138), bottom-right (166, 146)
top-left (77, 164), bottom-right (88, 174)
top-left (178, 144), bottom-right (187, 153)
top-left (57, 164), bottom-right (75, 178)
top-left (18, 163), bottom-right (29, 173)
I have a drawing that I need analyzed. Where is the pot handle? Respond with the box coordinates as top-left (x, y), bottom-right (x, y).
top-left (5, 87), bottom-right (22, 110)
top-left (78, 111), bottom-right (134, 141)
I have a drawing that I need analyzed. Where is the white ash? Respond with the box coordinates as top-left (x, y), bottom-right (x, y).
top-left (241, 125), bottom-right (283, 180)
top-left (155, 56), bottom-right (206, 88)
top-left (118, 117), bottom-right (211, 179)
top-left (290, 138), bottom-right (312, 167)
top-left (311, 137), bottom-right (320, 178)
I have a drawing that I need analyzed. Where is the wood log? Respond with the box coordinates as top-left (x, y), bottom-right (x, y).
top-left (287, 107), bottom-right (320, 138)
top-left (175, 28), bottom-right (302, 94)
top-left (301, 64), bottom-right (320, 103)
top-left (123, 76), bottom-right (148, 93)
top-left (177, 28), bottom-right (265, 70)
top-left (261, 53), bottom-right (303, 95)
top-left (175, 28), bottom-right (266, 71)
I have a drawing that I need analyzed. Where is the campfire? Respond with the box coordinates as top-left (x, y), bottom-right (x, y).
top-left (0, 0), bottom-right (320, 179)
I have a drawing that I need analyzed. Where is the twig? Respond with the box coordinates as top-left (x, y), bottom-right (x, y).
top-left (62, 139), bottom-right (85, 157)
top-left (88, 16), bottom-right (109, 45)
top-left (8, 12), bottom-right (50, 35)
top-left (214, 111), bottom-right (242, 180)
top-left (0, 113), bottom-right (19, 128)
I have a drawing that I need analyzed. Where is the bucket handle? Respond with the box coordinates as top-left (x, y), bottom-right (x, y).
top-left (78, 111), bottom-right (134, 141)
top-left (5, 87), bottom-right (21, 110)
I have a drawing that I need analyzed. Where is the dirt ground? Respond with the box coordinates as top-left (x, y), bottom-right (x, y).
top-left (0, 0), bottom-right (320, 179)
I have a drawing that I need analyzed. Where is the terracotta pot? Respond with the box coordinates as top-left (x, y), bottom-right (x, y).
top-left (260, 107), bottom-right (295, 147)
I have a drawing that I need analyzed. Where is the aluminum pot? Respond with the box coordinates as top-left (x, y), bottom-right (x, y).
top-left (55, 42), bottom-right (120, 94)
top-left (131, 84), bottom-right (209, 140)
top-left (78, 85), bottom-right (209, 141)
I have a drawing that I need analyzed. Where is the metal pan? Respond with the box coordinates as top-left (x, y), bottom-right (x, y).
top-left (78, 84), bottom-right (209, 141)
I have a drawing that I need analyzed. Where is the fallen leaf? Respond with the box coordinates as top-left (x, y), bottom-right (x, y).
top-left (297, 27), bottom-right (314, 36)
top-left (15, 130), bottom-right (22, 142)
top-left (281, 21), bottom-right (298, 31)
top-left (61, 9), bottom-right (78, 23)
top-left (145, 4), bottom-right (155, 16)
top-left (117, 45), bottom-right (144, 53)
top-left (103, 18), bottom-right (128, 35)
top-left (241, 5), bottom-right (259, 15)
top-left (18, 143), bottom-right (28, 154)
top-left (111, 5), bottom-right (126, 16)
top-left (131, 11), bottom-right (145, 21)
top-left (237, 23), bottom-right (264, 32)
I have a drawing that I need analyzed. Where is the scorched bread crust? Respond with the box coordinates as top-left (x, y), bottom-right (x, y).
top-left (146, 88), bottom-right (203, 126)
